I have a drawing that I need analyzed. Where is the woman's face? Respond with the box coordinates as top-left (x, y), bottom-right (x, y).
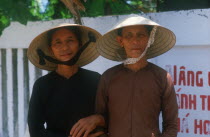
top-left (50, 28), bottom-right (79, 62)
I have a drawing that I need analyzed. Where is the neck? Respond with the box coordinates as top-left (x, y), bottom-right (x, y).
top-left (124, 57), bottom-right (148, 72)
top-left (56, 64), bottom-right (78, 79)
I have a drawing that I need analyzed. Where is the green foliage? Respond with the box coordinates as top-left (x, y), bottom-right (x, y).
top-left (108, 0), bottom-right (139, 15)
top-left (52, 1), bottom-right (72, 19)
top-left (81, 0), bottom-right (138, 16)
top-left (30, 0), bottom-right (56, 20)
top-left (0, 0), bottom-right (72, 35)
top-left (129, 0), bottom-right (157, 12)
top-left (0, 0), bottom-right (156, 36)
top-left (0, 0), bottom-right (35, 24)
top-left (0, 0), bottom-right (35, 35)
top-left (30, 0), bottom-right (72, 20)
top-left (0, 11), bottom-right (10, 36)
top-left (82, 0), bottom-right (105, 16)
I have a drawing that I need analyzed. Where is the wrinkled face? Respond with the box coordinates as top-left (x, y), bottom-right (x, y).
top-left (50, 28), bottom-right (79, 62)
top-left (117, 25), bottom-right (149, 58)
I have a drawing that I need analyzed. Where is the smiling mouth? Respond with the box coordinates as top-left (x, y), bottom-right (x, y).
top-left (60, 53), bottom-right (72, 56)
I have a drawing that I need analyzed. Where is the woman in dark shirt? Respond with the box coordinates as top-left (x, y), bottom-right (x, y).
top-left (27, 24), bottom-right (102, 137)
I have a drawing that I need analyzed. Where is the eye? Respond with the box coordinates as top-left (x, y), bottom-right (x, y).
top-left (66, 39), bottom-right (74, 43)
top-left (56, 41), bottom-right (62, 44)
top-left (52, 41), bottom-right (61, 46)
top-left (124, 33), bottom-right (132, 39)
top-left (51, 40), bottom-right (61, 49)
top-left (137, 33), bottom-right (146, 38)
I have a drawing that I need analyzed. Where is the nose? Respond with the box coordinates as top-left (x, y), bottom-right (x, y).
top-left (60, 42), bottom-right (69, 50)
top-left (132, 36), bottom-right (139, 45)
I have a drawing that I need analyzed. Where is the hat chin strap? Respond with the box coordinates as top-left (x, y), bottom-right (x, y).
top-left (37, 31), bottom-right (96, 66)
top-left (123, 26), bottom-right (157, 65)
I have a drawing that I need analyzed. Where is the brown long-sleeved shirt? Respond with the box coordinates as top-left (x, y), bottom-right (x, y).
top-left (96, 62), bottom-right (178, 137)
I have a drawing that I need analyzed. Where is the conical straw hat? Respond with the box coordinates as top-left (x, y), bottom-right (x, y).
top-left (96, 15), bottom-right (176, 61)
top-left (27, 24), bottom-right (102, 71)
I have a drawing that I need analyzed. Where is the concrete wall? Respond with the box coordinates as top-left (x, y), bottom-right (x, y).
top-left (1, 9), bottom-right (210, 73)
top-left (0, 8), bottom-right (210, 137)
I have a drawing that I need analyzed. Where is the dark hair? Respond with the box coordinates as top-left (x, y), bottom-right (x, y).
top-left (117, 25), bottom-right (153, 36)
top-left (47, 26), bottom-right (82, 47)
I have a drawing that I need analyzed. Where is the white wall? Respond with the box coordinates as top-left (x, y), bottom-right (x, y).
top-left (0, 9), bottom-right (210, 73)
top-left (1, 9), bottom-right (210, 48)
top-left (0, 8), bottom-right (210, 137)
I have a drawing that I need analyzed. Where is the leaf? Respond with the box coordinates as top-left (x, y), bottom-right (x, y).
top-left (0, 12), bottom-right (10, 36)
top-left (0, 0), bottom-right (157, 36)
top-left (81, 0), bottom-right (105, 16)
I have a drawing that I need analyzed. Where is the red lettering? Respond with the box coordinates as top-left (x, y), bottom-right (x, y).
top-left (203, 120), bottom-right (210, 135)
top-left (187, 71), bottom-right (194, 86)
top-left (194, 119), bottom-right (210, 135)
top-left (194, 119), bottom-right (202, 134)
top-left (177, 93), bottom-right (197, 110)
top-left (172, 65), bottom-right (204, 87)
top-left (181, 113), bottom-right (190, 133)
top-left (176, 88), bottom-right (181, 92)
top-left (200, 95), bottom-right (207, 110)
top-left (179, 66), bottom-right (186, 86)
top-left (181, 94), bottom-right (188, 109)
top-left (208, 96), bottom-right (210, 111)
top-left (196, 71), bottom-right (203, 87)
top-left (189, 95), bottom-right (196, 110)
top-left (178, 118), bottom-right (180, 132)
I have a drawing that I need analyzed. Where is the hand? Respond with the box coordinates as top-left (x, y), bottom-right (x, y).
top-left (70, 115), bottom-right (104, 137)
top-left (151, 133), bottom-right (155, 137)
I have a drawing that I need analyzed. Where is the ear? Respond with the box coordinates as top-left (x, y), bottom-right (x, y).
top-left (116, 36), bottom-right (123, 47)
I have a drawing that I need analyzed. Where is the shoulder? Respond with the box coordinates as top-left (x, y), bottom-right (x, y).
top-left (80, 68), bottom-right (101, 76)
top-left (80, 68), bottom-right (100, 75)
top-left (148, 62), bottom-right (168, 76)
top-left (104, 64), bottom-right (122, 74)
top-left (148, 62), bottom-right (173, 84)
top-left (33, 71), bottom-right (56, 88)
top-left (79, 68), bottom-right (101, 81)
top-left (149, 62), bottom-right (167, 72)
top-left (31, 72), bottom-right (56, 101)
top-left (101, 64), bottom-right (123, 80)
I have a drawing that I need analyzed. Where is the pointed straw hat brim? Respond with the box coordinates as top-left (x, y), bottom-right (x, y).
top-left (96, 16), bottom-right (176, 61)
top-left (27, 24), bottom-right (102, 71)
